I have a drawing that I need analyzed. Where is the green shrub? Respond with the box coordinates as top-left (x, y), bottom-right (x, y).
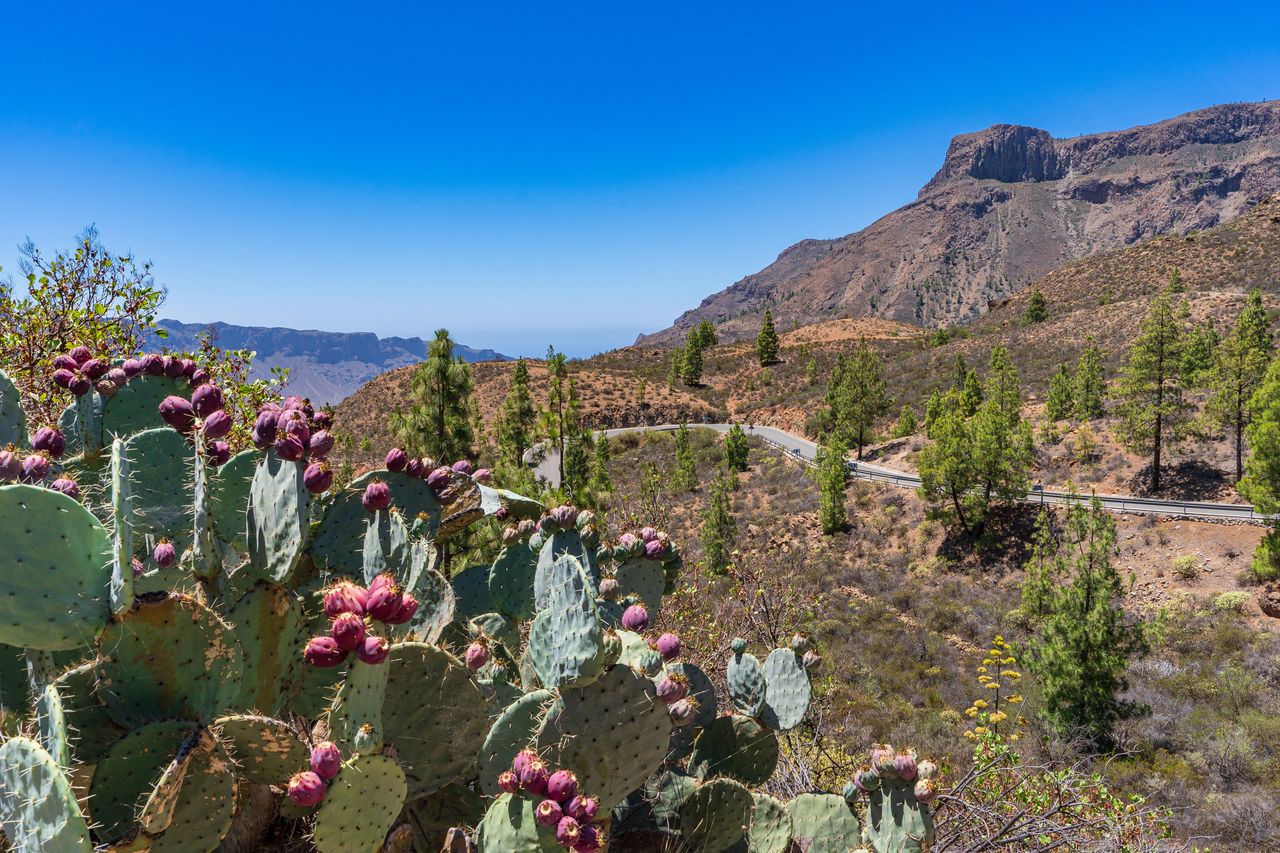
top-left (1172, 555), bottom-right (1200, 580)
top-left (1213, 592), bottom-right (1250, 613)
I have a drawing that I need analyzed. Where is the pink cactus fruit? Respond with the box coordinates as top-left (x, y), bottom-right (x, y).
top-left (655, 633), bottom-right (680, 661)
top-left (252, 410), bottom-right (278, 447)
top-left (535, 798), bottom-right (563, 827)
top-left (309, 741), bottom-right (342, 780)
top-left (894, 750), bottom-right (918, 781)
top-left (355, 635), bottom-right (389, 665)
top-left (516, 753), bottom-right (549, 796)
top-left (573, 826), bottom-right (602, 852)
top-left (384, 447), bottom-right (409, 472)
top-left (308, 430), bottom-right (334, 459)
top-left (32, 427), bottom-right (65, 459)
top-left (80, 358), bottom-right (108, 380)
top-left (273, 432), bottom-right (306, 462)
top-left (668, 697), bottom-right (697, 727)
top-left (639, 526), bottom-right (658, 542)
top-left (190, 383), bottom-right (223, 417)
top-left (621, 603), bottom-right (649, 632)
top-left (914, 778), bottom-right (938, 804)
top-left (49, 477), bottom-right (79, 499)
top-left (497, 770), bottom-right (520, 794)
top-left (567, 795), bottom-right (599, 823)
top-left (464, 638), bottom-right (490, 671)
top-left (200, 410), bottom-right (232, 440)
top-left (158, 395), bottom-right (197, 434)
top-left (303, 636), bottom-right (348, 668)
top-left (287, 771), bottom-right (327, 807)
top-left (330, 612), bottom-right (367, 653)
top-left (365, 578), bottom-right (403, 622)
top-left (303, 462), bottom-right (334, 494)
top-left (555, 815), bottom-right (582, 847)
top-left (451, 459), bottom-right (474, 475)
top-left (361, 480), bottom-right (391, 513)
top-left (0, 447), bottom-right (17, 483)
top-left (655, 673), bottom-right (689, 705)
top-left (19, 453), bottom-right (50, 483)
top-left (324, 581), bottom-right (368, 618)
top-left (546, 770), bottom-right (578, 804)
top-left (384, 593), bottom-right (419, 625)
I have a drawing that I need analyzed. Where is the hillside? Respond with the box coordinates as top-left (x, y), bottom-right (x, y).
top-left (153, 319), bottom-right (509, 406)
top-left (639, 100), bottom-right (1280, 346)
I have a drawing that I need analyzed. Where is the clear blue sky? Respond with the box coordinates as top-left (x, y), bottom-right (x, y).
top-left (2, 2), bottom-right (1278, 357)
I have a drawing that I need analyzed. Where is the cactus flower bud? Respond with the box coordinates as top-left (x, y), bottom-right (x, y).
top-left (567, 795), bottom-right (599, 822)
top-left (365, 582), bottom-right (403, 622)
top-left (191, 384), bottom-right (224, 417)
top-left (404, 458), bottom-right (424, 478)
top-left (0, 448), bottom-right (19, 483)
top-left (273, 433), bottom-right (306, 462)
top-left (32, 427), bottom-right (65, 459)
top-left (655, 673), bottom-right (689, 705)
top-left (49, 477), bottom-right (79, 499)
top-left (362, 480), bottom-right (391, 513)
top-left (621, 603), bottom-right (649, 632)
top-left (894, 751), bottom-right (918, 781)
top-left (287, 771), bottom-right (327, 807)
top-left (142, 353), bottom-right (165, 375)
top-left (304, 635), bottom-right (348, 668)
top-left (106, 367), bottom-right (129, 388)
top-left (598, 577), bottom-right (619, 601)
top-left (384, 448), bottom-right (409, 472)
top-left (206, 441), bottom-right (232, 466)
top-left (303, 462), bottom-right (334, 495)
top-left (252, 410), bottom-right (279, 447)
top-left (131, 557), bottom-right (144, 578)
top-left (52, 354), bottom-right (79, 372)
top-left (451, 459), bottom-right (474, 476)
top-left (384, 593), bottom-right (419, 625)
top-left (425, 466), bottom-right (452, 491)
top-left (310, 741), bottom-right (342, 780)
top-left (668, 697), bottom-right (697, 726)
top-left (52, 368), bottom-right (75, 389)
top-left (473, 467), bottom-right (492, 483)
top-left (355, 635), bottom-right (389, 665)
top-left (465, 640), bottom-right (490, 671)
top-left (19, 453), bottom-right (50, 483)
top-left (308, 430), bottom-right (334, 460)
top-left (656, 633), bottom-right (681, 662)
top-left (914, 778), bottom-right (938, 803)
top-left (324, 581), bottom-right (368, 618)
top-left (854, 767), bottom-right (880, 794)
top-left (331, 612), bottom-right (367, 652)
top-left (518, 755), bottom-right (550, 796)
top-left (152, 540), bottom-right (177, 568)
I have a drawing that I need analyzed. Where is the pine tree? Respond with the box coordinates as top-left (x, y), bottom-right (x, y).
top-left (825, 339), bottom-right (890, 459)
top-left (1208, 289), bottom-right (1273, 481)
top-left (672, 423), bottom-right (697, 492)
top-left (1022, 288), bottom-right (1048, 324)
top-left (667, 346), bottom-right (683, 387)
top-left (1239, 351), bottom-right (1280, 579)
top-left (694, 320), bottom-right (718, 349)
top-left (1020, 509), bottom-right (1059, 620)
top-left (1073, 337), bottom-right (1106, 420)
top-left (542, 347), bottom-right (571, 486)
top-left (589, 431), bottom-right (613, 495)
top-left (1025, 493), bottom-right (1148, 747)
top-left (1113, 290), bottom-right (1191, 493)
top-left (699, 469), bottom-right (736, 573)
top-left (723, 423), bottom-right (749, 473)
top-left (817, 431), bottom-right (848, 534)
top-left (1181, 317), bottom-right (1220, 385)
top-left (924, 390), bottom-right (945, 437)
top-left (806, 358), bottom-right (817, 386)
top-left (1045, 363), bottom-right (1074, 421)
top-left (390, 328), bottom-right (474, 462)
top-left (984, 344), bottom-right (1021, 426)
top-left (561, 378), bottom-right (592, 496)
top-left (1166, 266), bottom-right (1184, 293)
top-left (892, 404), bottom-right (917, 438)
top-left (681, 326), bottom-right (704, 386)
top-left (756, 309), bottom-right (779, 366)
top-left (495, 358), bottom-right (537, 468)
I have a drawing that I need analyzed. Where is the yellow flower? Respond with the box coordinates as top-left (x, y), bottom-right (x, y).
top-left (1001, 670), bottom-right (1021, 679)
top-left (974, 726), bottom-right (988, 735)
top-left (1017, 716), bottom-right (1029, 726)
top-left (972, 699), bottom-right (988, 709)
top-left (1009, 733), bottom-right (1020, 742)
top-left (978, 674), bottom-right (992, 683)
top-left (985, 682), bottom-right (1000, 689)
top-left (1006, 694), bottom-right (1023, 704)
top-left (989, 711), bottom-right (1008, 723)
top-left (965, 708), bottom-right (978, 717)
top-left (1002, 657), bottom-right (1017, 665)
top-left (963, 730), bottom-right (976, 740)
top-left (976, 666), bottom-right (988, 674)
top-left (994, 635), bottom-right (1005, 643)
top-left (982, 658), bottom-right (993, 666)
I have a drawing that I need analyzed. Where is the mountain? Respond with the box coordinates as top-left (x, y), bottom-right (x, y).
top-left (639, 100), bottom-right (1280, 346)
top-left (152, 320), bottom-right (510, 405)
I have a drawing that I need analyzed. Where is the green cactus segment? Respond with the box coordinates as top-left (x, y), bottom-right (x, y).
top-left (727, 650), bottom-right (767, 718)
top-left (689, 715), bottom-right (779, 786)
top-left (226, 581), bottom-right (307, 715)
top-left (213, 714), bottom-right (307, 785)
top-left (0, 736), bottom-right (92, 853)
top-left (108, 439), bottom-right (135, 615)
top-left (785, 793), bottom-right (861, 853)
top-left (472, 611), bottom-right (520, 651)
top-left (645, 769), bottom-right (696, 824)
top-left (403, 564), bottom-right (454, 644)
top-left (488, 541), bottom-right (538, 620)
top-left (75, 391), bottom-right (105, 460)
top-left (614, 557), bottom-right (666, 618)
top-left (123, 427), bottom-right (194, 543)
top-left (362, 508), bottom-right (411, 584)
top-left (667, 662), bottom-right (718, 728)
top-left (312, 470), bottom-right (442, 577)
top-left (451, 563), bottom-right (495, 620)
top-left (678, 777), bottom-right (754, 852)
top-left (527, 555), bottom-right (605, 690)
top-left (864, 776), bottom-right (935, 853)
top-left (89, 720), bottom-right (193, 843)
top-left (329, 657), bottom-right (389, 756)
top-left (35, 682), bottom-right (70, 769)
top-left (145, 728), bottom-right (236, 853)
top-left (478, 485), bottom-right (544, 519)
top-left (740, 795), bottom-right (792, 853)
top-left (475, 793), bottom-right (561, 853)
top-left (534, 529), bottom-right (597, 609)
top-left (0, 370), bottom-right (28, 449)
top-left (58, 403), bottom-right (81, 456)
top-left (0, 484), bottom-right (113, 650)
top-left (191, 451), bottom-right (218, 581)
top-left (246, 450), bottom-right (311, 584)
top-left (312, 753), bottom-right (407, 853)
top-left (138, 728), bottom-right (200, 834)
top-left (209, 448), bottom-right (255, 551)
top-left (51, 662), bottom-right (124, 765)
top-left (102, 374), bottom-right (184, 441)
top-left (760, 648), bottom-right (811, 732)
top-left (0, 645), bottom-right (30, 718)
top-left (95, 593), bottom-right (244, 726)
top-left (614, 629), bottom-right (651, 670)
top-left (382, 642), bottom-right (492, 796)
top-left (539, 664), bottom-right (671, 809)
top-left (405, 783), bottom-right (486, 852)
top-left (478, 688), bottom-right (554, 795)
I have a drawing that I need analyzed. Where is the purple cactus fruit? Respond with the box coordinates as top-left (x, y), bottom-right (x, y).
top-left (425, 466), bottom-right (452, 491)
top-left (362, 480), bottom-right (391, 513)
top-left (668, 698), bottom-right (697, 727)
top-left (313, 410), bottom-right (333, 428)
top-left (655, 633), bottom-right (681, 662)
top-left (501, 525), bottom-right (520, 547)
top-left (142, 353), bottom-right (165, 375)
top-left (854, 767), bottom-right (880, 794)
top-left (206, 441), bottom-right (232, 466)
top-left (280, 413), bottom-right (310, 445)
top-left (159, 395), bottom-right (197, 434)
top-left (535, 798), bottom-right (563, 827)
top-left (19, 453), bottom-right (50, 483)
top-left (67, 346), bottom-right (92, 366)
top-left (517, 755), bottom-right (550, 795)
top-left (913, 778), bottom-right (938, 804)
top-left (384, 593), bottom-right (419, 625)
top-left (464, 640), bottom-right (490, 671)
top-left (201, 410), bottom-right (232, 440)
top-left (153, 539), bottom-right (178, 569)
top-left (304, 462), bottom-right (334, 495)
top-left (404, 458), bottom-right (424, 478)
top-left (95, 379), bottom-right (119, 399)
top-left (121, 358), bottom-right (145, 378)
top-left (655, 674), bottom-right (689, 705)
top-left (49, 477), bottom-right (79, 499)
top-left (32, 427), bottom-right (65, 459)
top-left (871, 745), bottom-right (897, 777)
top-left (573, 825), bottom-right (601, 852)
top-left (494, 507), bottom-right (509, 524)
top-left (310, 741), bottom-right (342, 780)
top-left (894, 751), bottom-right (918, 782)
top-left (273, 433), bottom-right (306, 462)
top-left (567, 795), bottom-right (599, 823)
top-left (52, 354), bottom-right (79, 372)
top-left (68, 375), bottom-right (91, 396)
top-left (51, 368), bottom-right (75, 390)
top-left (639, 526), bottom-right (658, 543)
top-left (324, 581), bottom-right (368, 618)
top-left (78, 358), bottom-right (107, 380)
top-left (131, 557), bottom-right (145, 578)
top-left (802, 650), bottom-right (822, 671)
top-left (304, 635), bottom-right (348, 668)
top-left (555, 815), bottom-right (582, 847)
top-left (498, 770), bottom-right (520, 794)
top-left (160, 356), bottom-right (182, 379)
top-left (643, 539), bottom-right (668, 560)
top-left (287, 771), bottom-right (327, 807)
top-left (179, 358), bottom-right (198, 378)
top-left (308, 430), bottom-right (334, 460)
top-left (282, 395), bottom-right (311, 413)
top-left (0, 447), bottom-right (19, 483)
top-left (511, 749), bottom-right (538, 779)
top-left (472, 467), bottom-right (492, 483)
top-left (252, 410), bottom-right (279, 447)
top-left (191, 384), bottom-right (223, 417)
top-left (385, 448), bottom-right (409, 472)
top-left (106, 367), bottom-right (128, 388)
top-left (188, 368), bottom-right (210, 387)
top-left (331, 612), bottom-right (367, 653)
top-left (549, 504), bottom-right (578, 529)
top-left (546, 770), bottom-right (579, 804)
top-left (451, 459), bottom-right (474, 476)
top-left (368, 573), bottom-right (394, 595)
top-left (621, 603), bottom-right (649, 632)
top-left (365, 582), bottom-right (403, 622)
top-left (355, 635), bottom-right (389, 665)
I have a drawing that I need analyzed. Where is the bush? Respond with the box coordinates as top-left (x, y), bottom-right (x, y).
top-left (1172, 555), bottom-right (1200, 580)
top-left (1213, 591), bottom-right (1250, 613)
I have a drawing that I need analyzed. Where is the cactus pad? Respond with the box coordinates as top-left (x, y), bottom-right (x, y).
top-left (644, 769), bottom-right (696, 825)
top-left (864, 775), bottom-right (935, 853)
top-left (727, 649), bottom-right (766, 718)
top-left (109, 439), bottom-right (135, 615)
top-left (226, 581), bottom-right (307, 714)
top-left (34, 681), bottom-right (70, 769)
top-left (688, 715), bottom-right (779, 786)
top-left (760, 648), bottom-right (811, 732)
top-left (0, 736), bottom-right (91, 853)
top-left (329, 657), bottom-right (389, 756)
top-left (614, 557), bottom-right (666, 619)
top-left (0, 484), bottom-right (113, 650)
top-left (0, 369), bottom-right (28, 448)
top-left (475, 793), bottom-right (560, 852)
top-left (123, 427), bottom-right (194, 543)
top-left (677, 777), bottom-right (754, 852)
top-left (534, 530), bottom-right (598, 610)
top-left (382, 642), bottom-right (492, 796)
top-left (312, 753), bottom-right (407, 853)
top-left (362, 507), bottom-right (411, 584)
top-left (312, 470), bottom-right (441, 577)
top-left (538, 664), bottom-right (671, 809)
top-left (488, 541), bottom-right (538, 620)
top-left (785, 793), bottom-right (861, 853)
top-left (666, 662), bottom-right (717, 728)
top-left (102, 375), bottom-right (184, 441)
top-left (736, 794), bottom-right (791, 853)
top-left (527, 554), bottom-right (605, 690)
top-left (450, 563), bottom-right (495, 620)
top-left (51, 662), bottom-right (124, 765)
top-left (210, 448), bottom-right (256, 551)
top-left (404, 784), bottom-right (486, 851)
top-left (89, 720), bottom-right (193, 843)
top-left (214, 714), bottom-right (307, 785)
top-left (246, 450), bottom-right (311, 584)
top-left (95, 593), bottom-right (243, 726)
top-left (478, 688), bottom-right (554, 795)
top-left (403, 564), bottom-right (454, 644)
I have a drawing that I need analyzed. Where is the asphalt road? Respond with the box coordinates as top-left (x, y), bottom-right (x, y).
top-left (530, 423), bottom-right (1269, 523)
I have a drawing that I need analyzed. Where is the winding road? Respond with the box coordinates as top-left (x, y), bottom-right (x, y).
top-left (531, 423), bottom-right (1270, 523)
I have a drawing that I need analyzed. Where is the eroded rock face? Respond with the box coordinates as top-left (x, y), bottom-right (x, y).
top-left (1257, 583), bottom-right (1280, 619)
top-left (924, 124), bottom-right (1064, 189)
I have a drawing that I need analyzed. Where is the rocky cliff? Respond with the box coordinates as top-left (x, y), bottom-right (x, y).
top-left (639, 100), bottom-right (1280, 346)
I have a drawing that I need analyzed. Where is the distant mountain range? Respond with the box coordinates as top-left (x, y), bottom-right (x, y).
top-left (152, 320), bottom-right (510, 405)
top-left (639, 100), bottom-right (1280, 345)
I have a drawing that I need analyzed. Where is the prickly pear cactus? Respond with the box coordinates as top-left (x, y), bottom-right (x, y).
top-left (0, 369), bottom-right (28, 448)
top-left (0, 736), bottom-right (92, 853)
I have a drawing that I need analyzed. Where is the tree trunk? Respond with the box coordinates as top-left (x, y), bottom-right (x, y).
top-left (1236, 413), bottom-right (1244, 483)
